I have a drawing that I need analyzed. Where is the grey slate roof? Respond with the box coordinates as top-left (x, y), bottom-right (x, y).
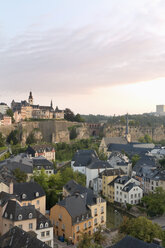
top-left (72, 149), bottom-right (98, 167)
top-left (122, 182), bottom-right (139, 192)
top-left (101, 168), bottom-right (125, 177)
top-left (27, 145), bottom-right (55, 156)
top-left (0, 153), bottom-right (33, 174)
top-left (0, 226), bottom-right (50, 248)
top-left (87, 159), bottom-right (112, 169)
top-left (64, 180), bottom-right (89, 195)
top-left (36, 210), bottom-right (52, 230)
top-left (133, 155), bottom-right (158, 174)
top-left (0, 192), bottom-right (18, 207)
top-left (115, 176), bottom-right (131, 185)
top-left (3, 200), bottom-right (36, 221)
top-left (108, 143), bottom-right (154, 156)
top-left (63, 180), bottom-right (105, 207)
top-left (13, 182), bottom-right (45, 201)
top-left (32, 156), bottom-right (54, 170)
top-left (58, 194), bottom-right (92, 224)
top-left (111, 235), bottom-right (163, 248)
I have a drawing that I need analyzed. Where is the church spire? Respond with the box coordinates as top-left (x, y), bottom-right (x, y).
top-left (50, 100), bottom-right (53, 108)
top-left (125, 113), bottom-right (129, 135)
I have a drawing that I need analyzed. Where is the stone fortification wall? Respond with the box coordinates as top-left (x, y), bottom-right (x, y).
top-left (104, 124), bottom-right (165, 142)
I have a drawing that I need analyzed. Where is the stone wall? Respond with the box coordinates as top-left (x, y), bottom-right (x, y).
top-left (104, 124), bottom-right (165, 142)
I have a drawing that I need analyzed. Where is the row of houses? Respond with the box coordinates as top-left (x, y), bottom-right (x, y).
top-left (0, 180), bottom-right (53, 247)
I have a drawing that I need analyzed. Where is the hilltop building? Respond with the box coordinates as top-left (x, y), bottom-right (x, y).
top-left (12, 92), bottom-right (64, 122)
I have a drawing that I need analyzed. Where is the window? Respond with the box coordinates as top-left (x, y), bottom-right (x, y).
top-left (18, 225), bottom-right (22, 229)
top-left (37, 200), bottom-right (40, 205)
top-left (88, 221), bottom-right (91, 227)
top-left (131, 194), bottom-right (133, 199)
top-left (10, 214), bottom-right (13, 220)
top-left (101, 216), bottom-right (104, 223)
top-left (76, 226), bottom-right (80, 232)
top-left (94, 208), bottom-right (97, 216)
top-left (62, 224), bottom-right (65, 231)
top-left (22, 194), bottom-right (26, 199)
top-left (59, 215), bottom-right (62, 221)
top-left (84, 223), bottom-right (87, 230)
top-left (18, 214), bottom-right (22, 221)
top-left (116, 191), bottom-right (118, 195)
top-left (56, 221), bottom-right (59, 227)
top-left (45, 222), bottom-right (49, 228)
top-left (77, 217), bottom-right (79, 222)
top-left (134, 194), bottom-right (137, 198)
top-left (124, 194), bottom-right (126, 198)
top-left (41, 232), bottom-right (45, 237)
top-left (29, 213), bottom-right (33, 219)
top-left (138, 193), bottom-right (141, 197)
top-left (94, 218), bottom-right (97, 225)
top-left (5, 212), bottom-right (8, 218)
top-left (46, 231), bottom-right (50, 236)
top-left (101, 206), bottom-right (104, 214)
top-left (40, 223), bottom-right (44, 228)
top-left (36, 192), bottom-right (39, 197)
top-left (82, 215), bottom-right (84, 220)
top-left (29, 223), bottom-right (33, 230)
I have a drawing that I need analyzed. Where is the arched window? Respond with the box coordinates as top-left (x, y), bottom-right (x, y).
top-left (40, 223), bottom-right (44, 228)
top-left (45, 222), bottom-right (49, 228)
top-left (36, 192), bottom-right (39, 197)
top-left (18, 214), bottom-right (22, 221)
top-left (10, 214), bottom-right (13, 220)
top-left (29, 213), bottom-right (33, 219)
top-left (22, 194), bottom-right (26, 199)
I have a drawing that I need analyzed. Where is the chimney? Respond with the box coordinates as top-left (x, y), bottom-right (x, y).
top-left (153, 238), bottom-right (162, 246)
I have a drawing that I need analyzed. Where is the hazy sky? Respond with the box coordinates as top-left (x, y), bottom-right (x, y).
top-left (0, 0), bottom-right (165, 115)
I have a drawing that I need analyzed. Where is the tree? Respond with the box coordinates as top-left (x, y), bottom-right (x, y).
top-left (119, 216), bottom-right (165, 243)
top-left (64, 108), bottom-right (75, 122)
top-left (77, 233), bottom-right (92, 248)
top-left (0, 132), bottom-right (5, 147)
top-left (13, 168), bottom-right (27, 183)
top-left (139, 134), bottom-right (152, 143)
top-left (75, 114), bottom-right (85, 122)
top-left (6, 108), bottom-right (14, 123)
top-left (7, 130), bottom-right (19, 145)
top-left (131, 154), bottom-right (140, 167)
top-left (141, 187), bottom-right (165, 217)
top-left (26, 132), bottom-right (36, 145)
top-left (70, 127), bottom-right (77, 140)
top-left (93, 226), bottom-right (105, 245)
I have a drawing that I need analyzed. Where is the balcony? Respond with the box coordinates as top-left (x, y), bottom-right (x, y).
top-left (62, 229), bottom-right (65, 232)
top-left (94, 214), bottom-right (98, 217)
top-left (58, 218), bottom-right (62, 221)
top-left (94, 223), bottom-right (98, 226)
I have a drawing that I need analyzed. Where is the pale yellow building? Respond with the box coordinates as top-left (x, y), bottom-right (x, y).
top-left (102, 169), bottom-right (125, 199)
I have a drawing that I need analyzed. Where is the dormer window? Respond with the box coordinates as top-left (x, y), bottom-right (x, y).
top-left (29, 213), bottom-right (33, 219)
top-left (22, 194), bottom-right (26, 199)
top-left (45, 222), bottom-right (49, 228)
top-left (10, 214), bottom-right (13, 220)
top-left (86, 214), bottom-right (89, 219)
top-left (40, 223), bottom-right (44, 228)
top-left (36, 192), bottom-right (39, 197)
top-left (18, 214), bottom-right (22, 220)
top-left (82, 215), bottom-right (84, 220)
top-left (5, 212), bottom-right (8, 218)
top-left (77, 217), bottom-right (79, 223)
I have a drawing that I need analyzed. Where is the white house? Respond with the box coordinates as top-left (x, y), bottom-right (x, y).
top-left (71, 149), bottom-right (98, 175)
top-left (114, 176), bottom-right (143, 205)
top-left (108, 152), bottom-right (132, 176)
top-left (86, 160), bottom-right (113, 188)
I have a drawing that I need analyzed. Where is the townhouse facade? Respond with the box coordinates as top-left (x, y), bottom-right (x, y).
top-left (114, 176), bottom-right (143, 205)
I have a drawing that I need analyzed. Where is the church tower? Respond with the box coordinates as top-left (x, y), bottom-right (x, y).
top-left (125, 114), bottom-right (131, 143)
top-left (28, 91), bottom-right (33, 105)
top-left (50, 100), bottom-right (53, 109)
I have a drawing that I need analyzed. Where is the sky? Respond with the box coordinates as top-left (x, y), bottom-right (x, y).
top-left (0, 0), bottom-right (165, 115)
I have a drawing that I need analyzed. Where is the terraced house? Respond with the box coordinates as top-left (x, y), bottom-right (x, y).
top-left (50, 180), bottom-right (106, 244)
